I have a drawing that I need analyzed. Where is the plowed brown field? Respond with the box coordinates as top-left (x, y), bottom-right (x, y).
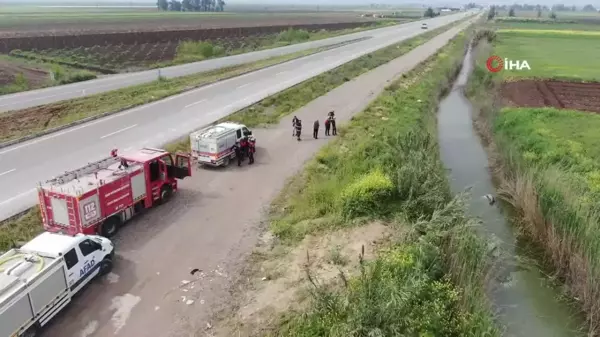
top-left (0, 15), bottom-right (375, 37)
top-left (501, 80), bottom-right (600, 113)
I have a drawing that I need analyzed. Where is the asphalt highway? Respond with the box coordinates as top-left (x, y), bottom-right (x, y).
top-left (0, 10), bottom-right (477, 221)
top-left (1, 15), bottom-right (461, 113)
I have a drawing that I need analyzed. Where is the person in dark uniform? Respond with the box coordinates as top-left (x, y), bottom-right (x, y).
top-left (292, 116), bottom-right (299, 137)
top-left (240, 136), bottom-right (249, 160)
top-left (324, 118), bottom-right (331, 136)
top-left (248, 137), bottom-right (256, 164)
top-left (295, 119), bottom-right (302, 141)
top-left (233, 143), bottom-right (242, 166)
top-left (313, 120), bottom-right (319, 139)
top-left (330, 116), bottom-right (337, 136)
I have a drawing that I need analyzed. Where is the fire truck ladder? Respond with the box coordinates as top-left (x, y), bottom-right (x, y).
top-left (46, 156), bottom-right (120, 185)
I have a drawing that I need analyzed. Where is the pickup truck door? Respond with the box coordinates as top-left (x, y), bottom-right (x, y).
top-left (64, 239), bottom-right (103, 293)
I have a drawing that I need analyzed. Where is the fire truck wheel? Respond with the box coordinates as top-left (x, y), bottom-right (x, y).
top-left (160, 185), bottom-right (173, 204)
top-left (100, 217), bottom-right (120, 237)
top-left (223, 156), bottom-right (230, 167)
top-left (99, 257), bottom-right (113, 276)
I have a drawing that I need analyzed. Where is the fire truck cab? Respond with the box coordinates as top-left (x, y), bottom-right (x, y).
top-left (38, 148), bottom-right (192, 238)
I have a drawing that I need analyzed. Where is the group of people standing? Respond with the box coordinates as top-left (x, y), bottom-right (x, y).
top-left (232, 136), bottom-right (256, 166)
top-left (292, 111), bottom-right (337, 141)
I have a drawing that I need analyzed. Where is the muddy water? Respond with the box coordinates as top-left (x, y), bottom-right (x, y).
top-left (436, 47), bottom-right (585, 336)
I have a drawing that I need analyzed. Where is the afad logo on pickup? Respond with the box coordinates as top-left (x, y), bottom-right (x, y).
top-left (486, 55), bottom-right (531, 73)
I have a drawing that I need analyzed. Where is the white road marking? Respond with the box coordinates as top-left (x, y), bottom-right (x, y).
top-left (0, 78), bottom-right (144, 108)
top-left (276, 71), bottom-right (288, 76)
top-left (184, 99), bottom-right (207, 108)
top-left (237, 82), bottom-right (252, 89)
top-left (0, 168), bottom-right (16, 177)
top-left (0, 90), bottom-right (81, 107)
top-left (100, 124), bottom-right (138, 139)
top-left (0, 188), bottom-right (36, 206)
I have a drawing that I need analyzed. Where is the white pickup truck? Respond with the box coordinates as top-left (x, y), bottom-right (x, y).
top-left (190, 122), bottom-right (254, 167)
top-left (0, 232), bottom-right (114, 337)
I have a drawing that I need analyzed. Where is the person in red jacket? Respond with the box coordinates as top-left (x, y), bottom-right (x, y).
top-left (248, 137), bottom-right (256, 164)
top-left (239, 137), bottom-right (248, 161)
top-left (324, 118), bottom-right (331, 136)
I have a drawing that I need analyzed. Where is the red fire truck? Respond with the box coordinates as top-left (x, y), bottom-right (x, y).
top-left (37, 147), bottom-right (192, 237)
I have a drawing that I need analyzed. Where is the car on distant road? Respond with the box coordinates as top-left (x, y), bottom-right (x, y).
top-left (422, 23), bottom-right (428, 29)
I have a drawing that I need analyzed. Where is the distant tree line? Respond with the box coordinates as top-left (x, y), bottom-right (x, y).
top-left (424, 7), bottom-right (440, 17)
top-left (490, 3), bottom-right (597, 12)
top-left (157, 0), bottom-right (225, 12)
top-left (487, 3), bottom-right (597, 21)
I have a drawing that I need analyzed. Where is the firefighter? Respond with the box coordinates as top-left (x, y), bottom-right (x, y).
top-left (330, 115), bottom-right (337, 136)
top-left (232, 143), bottom-right (242, 166)
top-left (292, 116), bottom-right (299, 137)
top-left (240, 136), bottom-right (249, 159)
top-left (295, 119), bottom-right (302, 141)
top-left (324, 118), bottom-right (331, 136)
top-left (248, 136), bottom-right (256, 164)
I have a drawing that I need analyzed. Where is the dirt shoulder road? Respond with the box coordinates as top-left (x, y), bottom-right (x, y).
top-left (42, 19), bottom-right (474, 337)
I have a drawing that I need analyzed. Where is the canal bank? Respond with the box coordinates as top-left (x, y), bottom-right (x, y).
top-left (436, 46), bottom-right (585, 336)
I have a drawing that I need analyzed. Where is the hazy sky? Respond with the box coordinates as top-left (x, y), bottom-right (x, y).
top-left (3, 0), bottom-right (599, 7)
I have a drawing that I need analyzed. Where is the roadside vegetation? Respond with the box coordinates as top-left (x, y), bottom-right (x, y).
top-left (215, 27), bottom-right (499, 336)
top-left (0, 47), bottom-right (323, 144)
top-left (0, 55), bottom-right (97, 95)
top-left (467, 18), bottom-right (600, 334)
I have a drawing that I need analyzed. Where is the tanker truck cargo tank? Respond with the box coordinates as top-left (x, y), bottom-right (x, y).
top-left (0, 232), bottom-right (114, 337)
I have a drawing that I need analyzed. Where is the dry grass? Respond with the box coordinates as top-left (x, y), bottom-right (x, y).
top-left (215, 222), bottom-right (397, 336)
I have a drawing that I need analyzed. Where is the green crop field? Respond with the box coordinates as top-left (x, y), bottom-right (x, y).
top-left (493, 29), bottom-right (600, 81)
top-left (492, 20), bottom-right (600, 30)
top-left (496, 108), bottom-right (600, 176)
